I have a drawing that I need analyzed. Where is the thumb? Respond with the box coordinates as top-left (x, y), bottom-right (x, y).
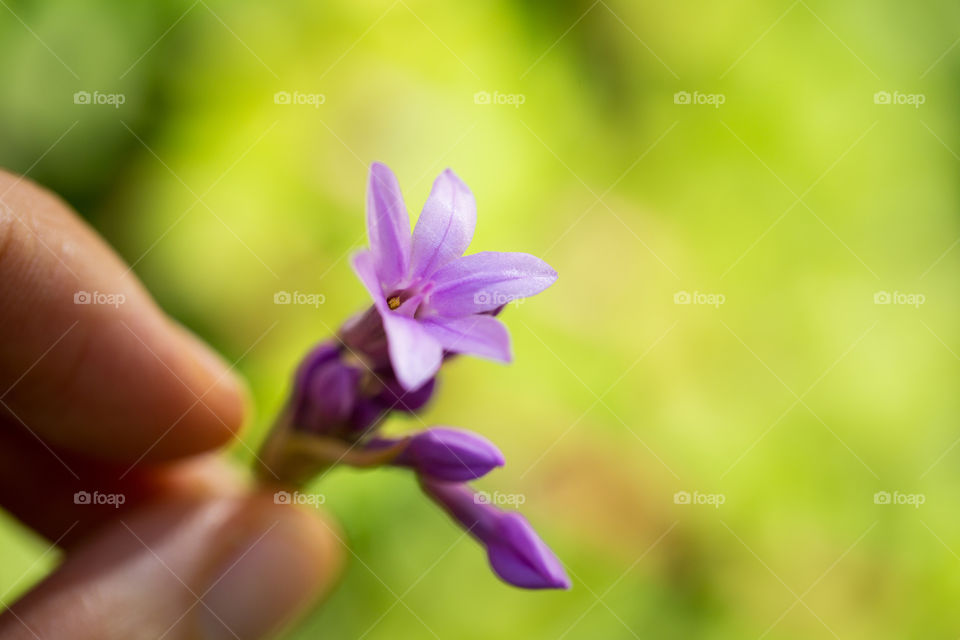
top-left (0, 492), bottom-right (342, 640)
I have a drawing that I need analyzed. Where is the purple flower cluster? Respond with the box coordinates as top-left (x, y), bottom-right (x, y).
top-left (261, 163), bottom-right (568, 590)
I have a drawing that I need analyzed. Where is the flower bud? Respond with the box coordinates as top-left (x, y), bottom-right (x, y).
top-left (289, 341), bottom-right (436, 439)
top-left (484, 511), bottom-right (571, 590)
top-left (370, 427), bottom-right (504, 481)
top-left (420, 479), bottom-right (570, 590)
top-left (290, 342), bottom-right (361, 435)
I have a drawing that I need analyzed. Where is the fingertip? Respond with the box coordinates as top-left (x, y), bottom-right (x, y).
top-left (198, 493), bottom-right (343, 639)
top-left (161, 321), bottom-right (250, 455)
top-left (0, 168), bottom-right (250, 463)
top-left (0, 492), bottom-right (343, 640)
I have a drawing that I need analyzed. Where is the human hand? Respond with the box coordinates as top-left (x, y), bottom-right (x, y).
top-left (0, 170), bottom-right (341, 640)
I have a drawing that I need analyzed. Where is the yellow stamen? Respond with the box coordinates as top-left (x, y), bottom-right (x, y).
top-left (387, 296), bottom-right (401, 310)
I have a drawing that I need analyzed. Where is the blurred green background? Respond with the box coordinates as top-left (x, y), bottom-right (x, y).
top-left (2, 0), bottom-right (960, 637)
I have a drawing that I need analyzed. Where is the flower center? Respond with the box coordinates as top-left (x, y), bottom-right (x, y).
top-left (387, 296), bottom-right (401, 310)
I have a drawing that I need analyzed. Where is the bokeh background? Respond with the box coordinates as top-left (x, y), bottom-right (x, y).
top-left (1, 0), bottom-right (959, 637)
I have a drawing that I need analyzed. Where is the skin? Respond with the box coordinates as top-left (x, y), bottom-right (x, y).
top-left (0, 170), bottom-right (342, 640)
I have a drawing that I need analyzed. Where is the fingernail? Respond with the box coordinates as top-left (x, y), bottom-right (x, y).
top-left (198, 501), bottom-right (336, 639)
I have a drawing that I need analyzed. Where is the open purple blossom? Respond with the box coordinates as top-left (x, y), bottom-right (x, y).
top-left (352, 163), bottom-right (558, 391)
top-left (421, 478), bottom-right (570, 590)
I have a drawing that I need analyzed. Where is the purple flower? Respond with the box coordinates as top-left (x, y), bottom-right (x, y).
top-left (352, 163), bottom-right (558, 391)
top-left (367, 427), bottom-right (505, 481)
top-left (258, 162), bottom-right (569, 591)
top-left (421, 478), bottom-right (570, 590)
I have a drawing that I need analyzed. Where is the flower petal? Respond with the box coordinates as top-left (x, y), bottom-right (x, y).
top-left (426, 252), bottom-right (557, 316)
top-left (422, 315), bottom-right (512, 362)
top-left (381, 312), bottom-right (443, 391)
top-left (409, 169), bottom-right (476, 279)
top-left (367, 162), bottom-right (411, 289)
top-left (350, 250), bottom-right (388, 311)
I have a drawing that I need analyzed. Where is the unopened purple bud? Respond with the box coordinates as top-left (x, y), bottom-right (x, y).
top-left (485, 512), bottom-right (571, 590)
top-left (371, 428), bottom-right (504, 481)
top-left (291, 342), bottom-right (359, 430)
top-left (289, 340), bottom-right (437, 440)
top-left (290, 341), bottom-right (368, 437)
top-left (420, 479), bottom-right (570, 590)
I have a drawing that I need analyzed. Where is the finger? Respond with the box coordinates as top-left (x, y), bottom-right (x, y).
top-left (0, 170), bottom-right (246, 462)
top-left (0, 417), bottom-right (245, 547)
top-left (0, 492), bottom-right (342, 640)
